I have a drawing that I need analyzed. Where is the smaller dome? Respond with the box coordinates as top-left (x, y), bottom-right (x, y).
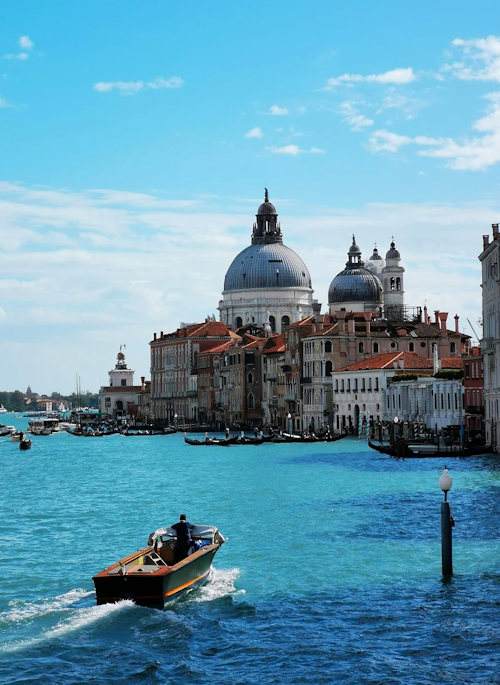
top-left (369, 247), bottom-right (382, 261)
top-left (328, 268), bottom-right (382, 304)
top-left (257, 201), bottom-right (277, 215)
top-left (386, 241), bottom-right (400, 260)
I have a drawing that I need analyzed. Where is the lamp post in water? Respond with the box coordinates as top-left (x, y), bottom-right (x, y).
top-left (439, 466), bottom-right (455, 577)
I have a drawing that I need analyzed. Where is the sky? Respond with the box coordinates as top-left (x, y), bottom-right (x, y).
top-left (1, 1), bottom-right (499, 394)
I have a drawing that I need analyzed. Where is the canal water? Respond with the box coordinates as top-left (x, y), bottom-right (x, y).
top-left (0, 415), bottom-right (498, 684)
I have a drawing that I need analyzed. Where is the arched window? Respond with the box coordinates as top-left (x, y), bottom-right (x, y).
top-left (396, 277), bottom-right (401, 289)
top-left (247, 372), bottom-right (253, 385)
top-left (325, 341), bottom-right (332, 353)
top-left (390, 277), bottom-right (396, 290)
top-left (325, 361), bottom-right (333, 377)
top-left (247, 393), bottom-right (254, 410)
top-left (281, 315), bottom-right (290, 329)
top-left (235, 316), bottom-right (243, 329)
top-left (269, 315), bottom-right (276, 332)
top-left (116, 400), bottom-right (123, 411)
top-left (359, 342), bottom-right (364, 353)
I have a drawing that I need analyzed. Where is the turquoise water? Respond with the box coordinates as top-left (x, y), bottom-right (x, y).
top-left (0, 415), bottom-right (498, 684)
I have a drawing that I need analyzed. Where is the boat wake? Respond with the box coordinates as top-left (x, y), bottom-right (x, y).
top-left (2, 588), bottom-right (93, 624)
top-left (0, 589), bottom-right (136, 653)
top-left (191, 567), bottom-right (244, 602)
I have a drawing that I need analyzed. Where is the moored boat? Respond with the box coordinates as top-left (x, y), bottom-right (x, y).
top-left (368, 438), bottom-right (492, 458)
top-left (184, 433), bottom-right (237, 446)
top-left (93, 524), bottom-right (225, 609)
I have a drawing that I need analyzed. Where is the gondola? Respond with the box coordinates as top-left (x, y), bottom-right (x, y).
top-left (184, 434), bottom-right (237, 446)
top-left (368, 439), bottom-right (492, 459)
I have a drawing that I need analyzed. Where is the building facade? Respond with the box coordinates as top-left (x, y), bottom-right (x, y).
top-left (479, 224), bottom-right (500, 452)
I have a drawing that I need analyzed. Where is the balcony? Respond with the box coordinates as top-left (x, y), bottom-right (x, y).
top-left (300, 377), bottom-right (312, 384)
top-left (187, 390), bottom-right (197, 398)
top-left (282, 365), bottom-right (292, 373)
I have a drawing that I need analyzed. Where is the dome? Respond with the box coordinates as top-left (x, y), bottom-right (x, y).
top-left (257, 200), bottom-right (277, 215)
top-left (224, 242), bottom-right (312, 291)
top-left (386, 241), bottom-right (400, 260)
top-left (328, 267), bottom-right (383, 304)
top-left (369, 247), bottom-right (382, 261)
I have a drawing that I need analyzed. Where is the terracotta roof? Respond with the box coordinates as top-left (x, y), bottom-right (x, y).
top-left (336, 351), bottom-right (463, 373)
top-left (288, 315), bottom-right (315, 328)
top-left (198, 340), bottom-right (235, 356)
top-left (262, 334), bottom-right (285, 354)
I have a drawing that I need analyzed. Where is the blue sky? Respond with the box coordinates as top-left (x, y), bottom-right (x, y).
top-left (1, 1), bottom-right (499, 394)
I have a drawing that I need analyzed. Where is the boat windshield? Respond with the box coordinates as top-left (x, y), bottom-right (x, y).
top-left (147, 525), bottom-right (218, 547)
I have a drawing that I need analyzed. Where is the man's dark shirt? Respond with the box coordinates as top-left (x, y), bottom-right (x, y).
top-left (172, 520), bottom-right (193, 554)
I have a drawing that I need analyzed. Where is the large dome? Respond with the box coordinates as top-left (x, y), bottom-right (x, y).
top-left (224, 242), bottom-right (312, 291)
top-left (328, 267), bottom-right (383, 304)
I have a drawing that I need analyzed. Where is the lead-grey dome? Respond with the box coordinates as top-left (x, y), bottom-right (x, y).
top-left (224, 242), bottom-right (312, 291)
top-left (386, 240), bottom-right (400, 259)
top-left (328, 267), bottom-right (383, 304)
top-left (328, 236), bottom-right (383, 305)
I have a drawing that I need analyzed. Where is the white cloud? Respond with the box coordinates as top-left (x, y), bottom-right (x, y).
top-left (369, 93), bottom-right (500, 170)
top-left (0, 96), bottom-right (12, 108)
top-left (271, 145), bottom-right (325, 155)
top-left (19, 36), bottom-right (34, 50)
top-left (268, 105), bottom-right (289, 115)
top-left (244, 126), bottom-right (263, 139)
top-left (445, 35), bottom-right (500, 82)
top-left (324, 67), bottom-right (416, 89)
top-left (340, 101), bottom-right (374, 130)
top-left (4, 52), bottom-right (28, 61)
top-left (93, 76), bottom-right (183, 95)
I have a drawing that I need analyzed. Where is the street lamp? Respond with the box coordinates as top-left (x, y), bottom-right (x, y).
top-left (438, 466), bottom-right (452, 502)
top-left (174, 413), bottom-right (178, 429)
top-left (438, 465), bottom-right (454, 577)
top-left (287, 412), bottom-right (292, 435)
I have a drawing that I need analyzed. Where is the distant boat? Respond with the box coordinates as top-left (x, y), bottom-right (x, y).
top-left (0, 405), bottom-right (7, 414)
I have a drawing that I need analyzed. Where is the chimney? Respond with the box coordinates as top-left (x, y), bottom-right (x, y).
top-left (423, 305), bottom-right (428, 324)
top-left (493, 223), bottom-right (499, 240)
top-left (439, 312), bottom-right (448, 336)
top-left (153, 332), bottom-right (157, 340)
top-left (434, 310), bottom-right (439, 326)
top-left (141, 376), bottom-right (145, 390)
top-left (364, 312), bottom-right (371, 335)
top-left (483, 234), bottom-right (490, 250)
top-left (347, 316), bottom-right (355, 334)
top-left (160, 331), bottom-right (163, 337)
top-left (336, 310), bottom-right (347, 333)
top-left (454, 314), bottom-right (459, 333)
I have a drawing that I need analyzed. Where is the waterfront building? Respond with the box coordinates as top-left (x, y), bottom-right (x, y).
top-left (197, 340), bottom-right (237, 428)
top-left (332, 351), bottom-right (462, 434)
top-left (219, 190), bottom-right (320, 334)
top-left (384, 374), bottom-right (464, 432)
top-left (462, 346), bottom-right (484, 440)
top-left (261, 334), bottom-right (286, 428)
top-left (479, 224), bottom-right (500, 452)
top-left (150, 320), bottom-right (238, 425)
top-left (98, 349), bottom-right (146, 421)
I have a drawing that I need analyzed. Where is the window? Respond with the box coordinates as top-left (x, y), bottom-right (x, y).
top-left (409, 342), bottom-right (414, 351)
top-left (247, 393), bottom-right (254, 409)
top-left (325, 341), bottom-right (332, 353)
top-left (325, 361), bottom-right (333, 377)
top-left (281, 315), bottom-right (290, 328)
top-left (121, 379), bottom-right (127, 386)
top-left (359, 342), bottom-right (364, 353)
top-left (373, 343), bottom-right (379, 353)
top-left (247, 372), bottom-right (253, 385)
top-left (235, 316), bottom-right (242, 329)
top-left (450, 342), bottom-right (456, 353)
top-left (269, 316), bottom-right (276, 332)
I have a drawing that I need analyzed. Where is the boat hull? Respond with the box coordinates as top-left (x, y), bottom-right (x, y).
top-left (93, 544), bottom-right (220, 609)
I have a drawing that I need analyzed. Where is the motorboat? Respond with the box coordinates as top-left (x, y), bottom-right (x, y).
top-left (0, 405), bottom-right (7, 414)
top-left (19, 437), bottom-right (32, 450)
top-left (28, 418), bottom-right (60, 435)
top-left (93, 524), bottom-right (225, 609)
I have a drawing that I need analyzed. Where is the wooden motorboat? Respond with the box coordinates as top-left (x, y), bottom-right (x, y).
top-left (93, 524), bottom-right (225, 609)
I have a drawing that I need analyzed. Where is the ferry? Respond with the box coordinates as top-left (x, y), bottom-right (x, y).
top-left (93, 524), bottom-right (225, 609)
top-left (28, 418), bottom-right (60, 435)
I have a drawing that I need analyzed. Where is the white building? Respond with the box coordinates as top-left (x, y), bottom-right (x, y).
top-left (479, 224), bottom-right (500, 452)
top-left (219, 190), bottom-right (319, 334)
top-left (98, 349), bottom-right (146, 420)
